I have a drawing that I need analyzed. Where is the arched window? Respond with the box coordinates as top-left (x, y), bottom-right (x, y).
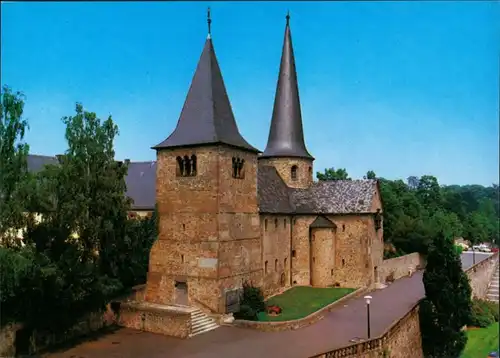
top-left (183, 155), bottom-right (191, 176)
top-left (275, 259), bottom-right (278, 271)
top-left (291, 165), bottom-right (298, 180)
top-left (308, 166), bottom-right (312, 177)
top-left (190, 155), bottom-right (197, 176)
top-left (176, 154), bottom-right (197, 177)
top-left (232, 157), bottom-right (245, 179)
top-left (265, 261), bottom-right (268, 274)
top-left (274, 218), bottom-right (278, 229)
top-left (264, 219), bottom-right (268, 231)
top-left (176, 156), bottom-right (183, 176)
top-left (283, 218), bottom-right (287, 229)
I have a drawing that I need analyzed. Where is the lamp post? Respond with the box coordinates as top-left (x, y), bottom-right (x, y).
top-left (364, 295), bottom-right (372, 339)
top-left (472, 245), bottom-right (476, 266)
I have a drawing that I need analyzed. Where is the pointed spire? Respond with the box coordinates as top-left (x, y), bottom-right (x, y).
top-left (153, 14), bottom-right (258, 153)
top-left (261, 12), bottom-right (313, 160)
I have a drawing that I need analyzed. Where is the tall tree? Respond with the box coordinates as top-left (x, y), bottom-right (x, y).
top-left (364, 170), bottom-right (376, 179)
top-left (0, 86), bottom-right (30, 245)
top-left (419, 232), bottom-right (472, 358)
top-left (316, 167), bottom-right (351, 181)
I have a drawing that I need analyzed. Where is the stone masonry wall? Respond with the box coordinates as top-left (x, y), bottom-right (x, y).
top-left (258, 157), bottom-right (313, 189)
top-left (466, 252), bottom-right (499, 299)
top-left (146, 145), bottom-right (262, 314)
top-left (117, 302), bottom-right (191, 339)
top-left (311, 303), bottom-right (423, 358)
top-left (291, 214), bottom-right (381, 289)
top-left (261, 214), bottom-right (292, 296)
top-left (311, 227), bottom-right (335, 287)
top-left (378, 253), bottom-right (426, 284)
top-left (326, 215), bottom-right (379, 288)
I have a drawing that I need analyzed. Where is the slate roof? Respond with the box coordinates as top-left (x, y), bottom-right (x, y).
top-left (261, 15), bottom-right (313, 160)
top-left (257, 165), bottom-right (294, 214)
top-left (152, 36), bottom-right (259, 153)
top-left (290, 180), bottom-right (377, 214)
top-left (27, 154), bottom-right (59, 172)
top-left (27, 155), bottom-right (377, 214)
top-left (124, 161), bottom-right (156, 210)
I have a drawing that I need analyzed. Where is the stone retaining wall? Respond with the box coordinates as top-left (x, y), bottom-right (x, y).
top-left (310, 302), bottom-right (423, 358)
top-left (116, 301), bottom-right (191, 339)
top-left (0, 305), bottom-right (117, 357)
top-left (231, 287), bottom-right (365, 332)
top-left (465, 252), bottom-right (499, 299)
top-left (377, 252), bottom-right (426, 284)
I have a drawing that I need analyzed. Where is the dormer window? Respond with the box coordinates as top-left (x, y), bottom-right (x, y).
top-left (291, 165), bottom-right (298, 180)
top-left (176, 155), bottom-right (197, 177)
top-left (232, 157), bottom-right (245, 179)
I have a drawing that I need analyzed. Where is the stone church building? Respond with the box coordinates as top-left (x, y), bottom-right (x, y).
top-left (144, 15), bottom-right (384, 314)
top-left (27, 15), bottom-right (385, 315)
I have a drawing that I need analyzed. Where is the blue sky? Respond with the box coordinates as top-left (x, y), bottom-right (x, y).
top-left (1, 1), bottom-right (498, 186)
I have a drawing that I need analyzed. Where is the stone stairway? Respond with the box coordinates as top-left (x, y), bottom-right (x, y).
top-left (190, 308), bottom-right (219, 337)
top-left (486, 265), bottom-right (499, 302)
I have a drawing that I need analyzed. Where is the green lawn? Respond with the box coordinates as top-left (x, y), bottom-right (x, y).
top-left (257, 286), bottom-right (355, 322)
top-left (462, 323), bottom-right (499, 358)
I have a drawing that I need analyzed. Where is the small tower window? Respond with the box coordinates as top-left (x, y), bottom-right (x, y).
top-left (291, 165), bottom-right (298, 180)
top-left (265, 261), bottom-right (268, 274)
top-left (264, 219), bottom-right (268, 231)
top-left (232, 157), bottom-right (245, 179)
top-left (284, 257), bottom-right (287, 268)
top-left (292, 250), bottom-right (296, 258)
top-left (176, 154), bottom-right (197, 177)
top-left (275, 259), bottom-right (278, 271)
top-left (274, 218), bottom-right (278, 229)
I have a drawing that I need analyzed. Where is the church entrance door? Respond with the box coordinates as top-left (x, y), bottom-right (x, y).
top-left (174, 281), bottom-right (188, 306)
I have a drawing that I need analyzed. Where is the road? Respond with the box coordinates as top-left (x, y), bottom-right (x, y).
top-left (461, 251), bottom-right (492, 270)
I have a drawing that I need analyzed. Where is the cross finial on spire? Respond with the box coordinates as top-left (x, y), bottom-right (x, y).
top-left (286, 11), bottom-right (290, 26)
top-left (207, 7), bottom-right (212, 37)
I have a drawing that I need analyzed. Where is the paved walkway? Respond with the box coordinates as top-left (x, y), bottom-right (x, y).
top-left (43, 252), bottom-right (491, 358)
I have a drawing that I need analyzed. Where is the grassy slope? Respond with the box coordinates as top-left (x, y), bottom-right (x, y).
top-left (462, 323), bottom-right (499, 358)
top-left (257, 286), bottom-right (355, 322)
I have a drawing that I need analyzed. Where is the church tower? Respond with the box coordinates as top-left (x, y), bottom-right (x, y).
top-left (145, 10), bottom-right (262, 314)
top-left (260, 13), bottom-right (314, 189)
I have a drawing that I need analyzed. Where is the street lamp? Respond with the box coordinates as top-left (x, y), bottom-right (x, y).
top-left (364, 295), bottom-right (372, 339)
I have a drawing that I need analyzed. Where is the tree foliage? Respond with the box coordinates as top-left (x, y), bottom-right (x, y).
top-left (0, 86), bottom-right (30, 244)
top-left (419, 232), bottom-right (472, 358)
top-left (316, 167), bottom-right (351, 181)
top-left (0, 89), bottom-right (157, 334)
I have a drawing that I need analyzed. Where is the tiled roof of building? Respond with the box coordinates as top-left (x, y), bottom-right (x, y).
top-left (261, 14), bottom-right (312, 160)
top-left (152, 35), bottom-right (259, 153)
top-left (124, 161), bottom-right (156, 210)
top-left (27, 154), bottom-right (59, 172)
top-left (310, 216), bottom-right (337, 229)
top-left (257, 165), bottom-right (294, 214)
top-left (27, 155), bottom-right (376, 214)
top-left (290, 180), bottom-right (377, 214)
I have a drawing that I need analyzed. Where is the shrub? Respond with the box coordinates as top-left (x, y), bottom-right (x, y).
top-left (241, 281), bottom-right (265, 313)
top-left (469, 299), bottom-right (498, 328)
top-left (234, 282), bottom-right (265, 321)
top-left (234, 304), bottom-right (256, 321)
